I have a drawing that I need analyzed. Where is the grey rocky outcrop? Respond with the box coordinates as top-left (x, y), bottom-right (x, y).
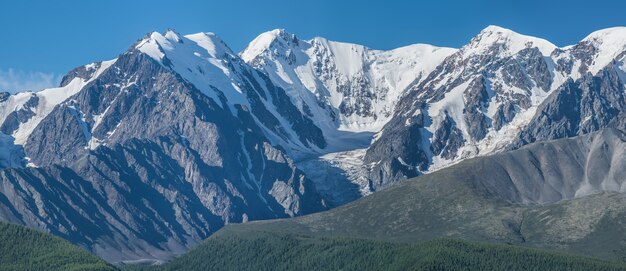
top-left (431, 113), bottom-right (465, 160)
top-left (0, 94), bottom-right (39, 135)
top-left (514, 64), bottom-right (625, 147)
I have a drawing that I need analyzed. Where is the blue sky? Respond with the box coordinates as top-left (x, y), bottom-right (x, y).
top-left (0, 0), bottom-right (624, 92)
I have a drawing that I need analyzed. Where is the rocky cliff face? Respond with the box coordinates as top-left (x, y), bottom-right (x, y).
top-left (514, 65), bottom-right (625, 147)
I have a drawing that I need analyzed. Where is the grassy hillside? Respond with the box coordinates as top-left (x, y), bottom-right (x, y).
top-left (211, 130), bottom-right (626, 261)
top-left (125, 232), bottom-right (626, 271)
top-left (0, 222), bottom-right (117, 271)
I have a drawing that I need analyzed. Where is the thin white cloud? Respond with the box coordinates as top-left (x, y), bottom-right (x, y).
top-left (0, 69), bottom-right (62, 93)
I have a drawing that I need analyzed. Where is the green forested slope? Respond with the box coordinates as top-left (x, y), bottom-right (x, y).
top-left (0, 222), bottom-right (117, 271)
top-left (126, 232), bottom-right (626, 271)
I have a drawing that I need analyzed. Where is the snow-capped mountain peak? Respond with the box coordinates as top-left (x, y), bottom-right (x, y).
top-left (582, 26), bottom-right (626, 45)
top-left (578, 26), bottom-right (626, 74)
top-left (186, 32), bottom-right (234, 57)
top-left (163, 29), bottom-right (182, 42)
top-left (137, 30), bottom-right (234, 62)
top-left (241, 29), bottom-right (299, 63)
top-left (137, 30), bottom-right (235, 63)
top-left (466, 25), bottom-right (557, 57)
top-left (136, 30), bottom-right (249, 108)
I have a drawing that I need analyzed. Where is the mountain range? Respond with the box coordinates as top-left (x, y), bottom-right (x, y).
top-left (0, 25), bottom-right (623, 264)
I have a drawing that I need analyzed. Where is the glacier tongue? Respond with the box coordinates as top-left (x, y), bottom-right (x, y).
top-left (296, 148), bottom-right (371, 207)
